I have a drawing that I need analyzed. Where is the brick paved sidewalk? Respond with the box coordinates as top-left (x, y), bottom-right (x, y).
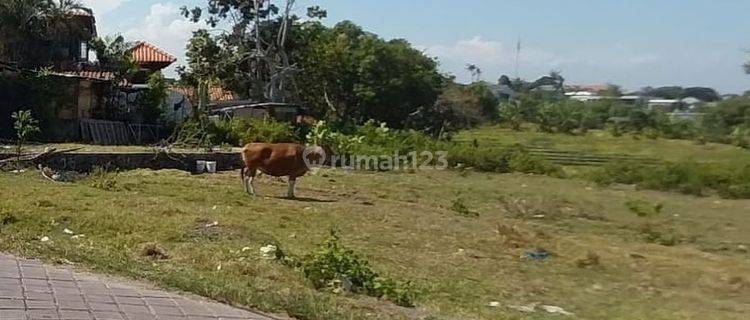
top-left (0, 254), bottom-right (276, 320)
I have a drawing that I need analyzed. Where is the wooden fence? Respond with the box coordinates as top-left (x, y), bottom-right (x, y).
top-left (80, 119), bottom-right (163, 145)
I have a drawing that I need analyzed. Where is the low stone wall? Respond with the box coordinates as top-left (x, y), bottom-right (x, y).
top-left (2, 152), bottom-right (244, 173)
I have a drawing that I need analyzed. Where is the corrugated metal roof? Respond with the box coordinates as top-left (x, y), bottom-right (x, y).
top-left (130, 42), bottom-right (177, 65)
top-left (48, 69), bottom-right (130, 86)
top-left (49, 70), bottom-right (115, 81)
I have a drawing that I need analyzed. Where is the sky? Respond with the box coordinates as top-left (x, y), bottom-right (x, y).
top-left (82, 0), bottom-right (750, 94)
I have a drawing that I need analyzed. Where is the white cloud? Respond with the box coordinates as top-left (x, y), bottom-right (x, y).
top-left (420, 36), bottom-right (566, 82)
top-left (420, 36), bottom-right (663, 85)
top-left (124, 2), bottom-right (208, 78)
top-left (80, 0), bottom-right (129, 15)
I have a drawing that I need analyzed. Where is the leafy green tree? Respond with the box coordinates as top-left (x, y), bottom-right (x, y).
top-left (296, 21), bottom-right (444, 128)
top-left (0, 0), bottom-right (89, 67)
top-left (535, 100), bottom-right (584, 134)
top-left (498, 100), bottom-right (523, 131)
top-left (436, 83), bottom-right (497, 128)
top-left (180, 3), bottom-right (445, 129)
top-left (88, 35), bottom-right (138, 119)
top-left (137, 72), bottom-right (169, 124)
top-left (89, 35), bottom-right (137, 80)
top-left (650, 86), bottom-right (685, 99)
top-left (601, 83), bottom-right (623, 97)
top-left (683, 87), bottom-right (720, 102)
top-left (177, 29), bottom-right (224, 118)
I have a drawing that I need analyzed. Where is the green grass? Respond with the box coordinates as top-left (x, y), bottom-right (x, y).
top-left (1, 168), bottom-right (749, 319)
top-left (456, 125), bottom-right (750, 164)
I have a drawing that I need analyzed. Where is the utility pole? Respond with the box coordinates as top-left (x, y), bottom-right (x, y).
top-left (515, 37), bottom-right (521, 79)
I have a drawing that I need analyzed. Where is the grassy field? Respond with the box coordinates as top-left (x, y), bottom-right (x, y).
top-left (455, 126), bottom-right (750, 164)
top-left (1, 167), bottom-right (749, 319)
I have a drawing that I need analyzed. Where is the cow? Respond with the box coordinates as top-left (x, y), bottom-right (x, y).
top-left (240, 143), bottom-right (326, 198)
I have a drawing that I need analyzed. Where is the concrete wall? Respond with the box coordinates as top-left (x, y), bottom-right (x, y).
top-left (1, 152), bottom-right (243, 173)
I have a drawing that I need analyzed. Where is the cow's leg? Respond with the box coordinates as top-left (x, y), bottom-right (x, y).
top-left (287, 177), bottom-right (297, 199)
top-left (245, 168), bottom-right (257, 196)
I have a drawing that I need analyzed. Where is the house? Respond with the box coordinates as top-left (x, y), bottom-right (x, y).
top-left (565, 91), bottom-right (603, 102)
top-left (169, 85), bottom-right (239, 121)
top-left (0, 9), bottom-right (97, 69)
top-left (680, 97), bottom-right (704, 110)
top-left (647, 99), bottom-right (681, 112)
top-left (1, 5), bottom-right (182, 143)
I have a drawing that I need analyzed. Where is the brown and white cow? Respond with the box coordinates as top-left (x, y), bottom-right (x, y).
top-left (240, 143), bottom-right (325, 198)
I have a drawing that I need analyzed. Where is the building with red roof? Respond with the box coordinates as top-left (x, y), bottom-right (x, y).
top-left (129, 42), bottom-right (177, 71)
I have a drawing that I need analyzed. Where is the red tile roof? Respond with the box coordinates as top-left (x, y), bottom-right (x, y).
top-left (566, 84), bottom-right (608, 93)
top-left (130, 42), bottom-right (177, 67)
top-left (171, 86), bottom-right (238, 103)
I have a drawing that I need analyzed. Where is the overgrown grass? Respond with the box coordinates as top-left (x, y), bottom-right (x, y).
top-left (1, 169), bottom-right (749, 319)
top-left (589, 161), bottom-right (750, 199)
top-left (456, 125), bottom-right (750, 164)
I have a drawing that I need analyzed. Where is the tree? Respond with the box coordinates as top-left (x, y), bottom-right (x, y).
top-left (436, 83), bottom-right (498, 128)
top-left (11, 109), bottom-right (40, 169)
top-left (0, 0), bottom-right (89, 67)
top-left (683, 87), bottom-right (720, 102)
top-left (601, 83), bottom-right (623, 97)
top-left (180, 2), bottom-right (445, 129)
top-left (89, 35), bottom-right (137, 79)
top-left (137, 72), bottom-right (169, 124)
top-left (650, 86), bottom-right (684, 99)
top-left (177, 29), bottom-right (224, 118)
top-left (466, 64), bottom-right (482, 82)
top-left (498, 100), bottom-right (523, 131)
top-left (88, 35), bottom-right (138, 120)
top-left (181, 0), bottom-right (307, 103)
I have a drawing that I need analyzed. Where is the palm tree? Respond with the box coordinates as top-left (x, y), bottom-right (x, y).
top-left (0, 1), bottom-right (47, 61)
top-left (0, 0), bottom-right (87, 66)
top-left (465, 63), bottom-right (482, 82)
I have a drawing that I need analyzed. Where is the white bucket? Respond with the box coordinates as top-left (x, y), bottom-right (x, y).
top-left (196, 160), bottom-right (207, 173)
top-left (205, 161), bottom-right (217, 173)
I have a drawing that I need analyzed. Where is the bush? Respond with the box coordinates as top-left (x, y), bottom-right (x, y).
top-left (306, 121), bottom-right (364, 155)
top-left (450, 196), bottom-right (477, 217)
top-left (88, 166), bottom-right (118, 191)
top-left (590, 161), bottom-right (750, 199)
top-left (210, 117), bottom-right (298, 146)
top-left (302, 230), bottom-right (417, 307)
top-left (446, 144), bottom-right (562, 176)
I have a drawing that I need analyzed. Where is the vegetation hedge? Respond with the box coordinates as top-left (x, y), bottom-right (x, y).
top-left (589, 161), bottom-right (750, 199)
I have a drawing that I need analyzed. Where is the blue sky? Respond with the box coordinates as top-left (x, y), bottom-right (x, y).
top-left (83, 0), bottom-right (750, 93)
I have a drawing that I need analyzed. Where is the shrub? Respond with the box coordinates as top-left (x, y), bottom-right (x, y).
top-left (302, 230), bottom-right (417, 307)
top-left (625, 200), bottom-right (664, 217)
top-left (306, 121), bottom-right (364, 155)
top-left (450, 197), bottom-right (477, 217)
top-left (1, 211), bottom-right (19, 226)
top-left (210, 117), bottom-right (297, 146)
top-left (590, 161), bottom-right (750, 199)
top-left (88, 166), bottom-right (118, 191)
top-left (498, 100), bottom-right (523, 131)
top-left (446, 144), bottom-right (562, 176)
